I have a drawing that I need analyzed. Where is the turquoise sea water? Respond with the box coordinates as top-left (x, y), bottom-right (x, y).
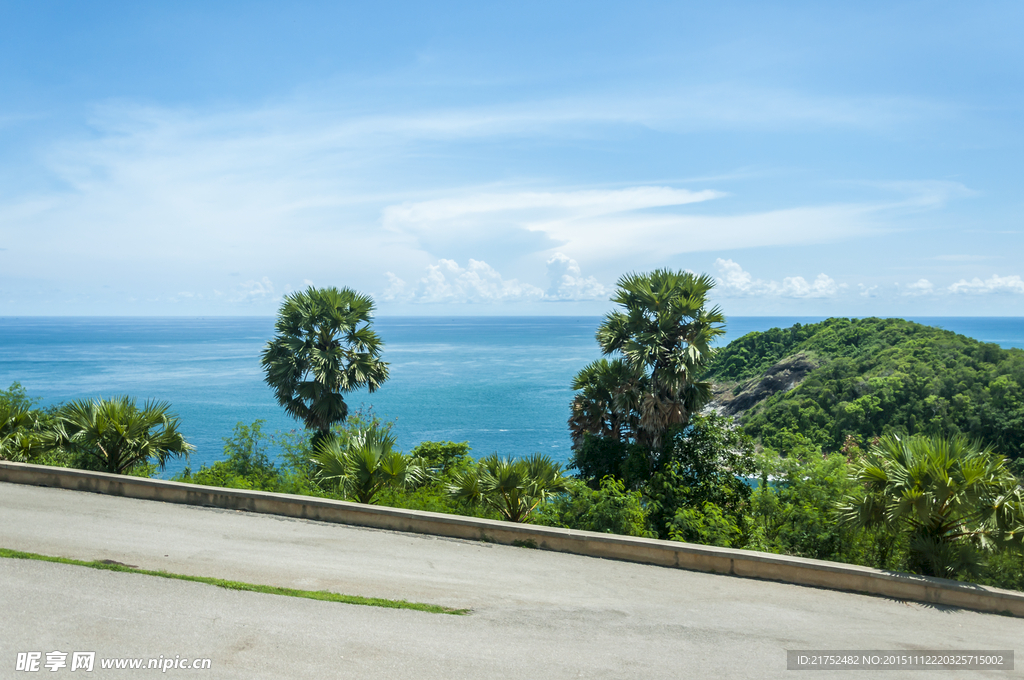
top-left (2, 316), bottom-right (1023, 477)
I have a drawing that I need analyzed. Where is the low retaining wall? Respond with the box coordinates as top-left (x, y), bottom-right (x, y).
top-left (3, 460), bottom-right (1023, 618)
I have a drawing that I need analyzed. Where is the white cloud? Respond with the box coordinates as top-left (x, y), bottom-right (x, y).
top-left (904, 278), bottom-right (935, 296)
top-left (544, 253), bottom-right (609, 301)
top-left (782, 274), bottom-right (840, 298)
top-left (384, 253), bottom-right (608, 304)
top-left (949, 275), bottom-right (1024, 295)
top-left (383, 259), bottom-right (544, 304)
top-left (858, 284), bottom-right (879, 298)
top-left (716, 258), bottom-right (760, 292)
top-left (714, 259), bottom-right (842, 299)
top-left (232, 276), bottom-right (278, 303)
top-left (382, 272), bottom-right (410, 301)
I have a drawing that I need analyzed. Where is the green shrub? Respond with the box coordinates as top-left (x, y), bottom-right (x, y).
top-left (537, 477), bottom-right (653, 537)
top-left (177, 420), bottom-right (282, 491)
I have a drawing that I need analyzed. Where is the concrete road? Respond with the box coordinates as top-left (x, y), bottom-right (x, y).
top-left (1, 482), bottom-right (1020, 679)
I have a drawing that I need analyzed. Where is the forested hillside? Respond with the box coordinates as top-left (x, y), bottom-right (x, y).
top-left (707, 317), bottom-right (1024, 461)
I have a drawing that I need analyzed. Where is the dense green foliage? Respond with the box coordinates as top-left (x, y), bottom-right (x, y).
top-left (568, 374), bottom-right (1024, 588)
top-left (408, 440), bottom-right (475, 478)
top-left (261, 286), bottom-right (389, 447)
top-left (536, 476), bottom-right (653, 537)
top-left (750, 441), bottom-right (903, 566)
top-left (374, 441), bottom-right (499, 518)
top-left (646, 413), bottom-right (756, 540)
top-left (175, 421), bottom-right (316, 493)
top-left (569, 413), bottom-right (756, 543)
top-left (708, 317), bottom-right (1024, 458)
top-left (568, 433), bottom-right (654, 490)
top-left (0, 382), bottom-right (47, 462)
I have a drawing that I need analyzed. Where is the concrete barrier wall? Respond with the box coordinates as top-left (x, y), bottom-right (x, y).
top-left (3, 460), bottom-right (1023, 618)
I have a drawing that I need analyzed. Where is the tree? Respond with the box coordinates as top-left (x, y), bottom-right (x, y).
top-left (0, 402), bottom-right (40, 462)
top-left (176, 420), bottom-right (282, 491)
top-left (312, 424), bottom-right (422, 504)
top-left (594, 270), bottom-right (725, 451)
top-left (449, 453), bottom-right (570, 523)
top-left (261, 286), bottom-right (390, 448)
top-left (408, 440), bottom-right (474, 479)
top-left (748, 440), bottom-right (880, 564)
top-left (646, 412), bottom-right (755, 539)
top-left (537, 476), bottom-right (654, 537)
top-left (44, 397), bottom-right (193, 475)
top-left (840, 433), bottom-right (1024, 578)
top-left (569, 270), bottom-right (725, 485)
top-left (568, 434), bottom-right (653, 491)
top-left (568, 358), bottom-right (643, 449)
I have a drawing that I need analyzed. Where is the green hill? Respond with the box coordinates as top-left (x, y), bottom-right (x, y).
top-left (707, 317), bottom-right (1024, 460)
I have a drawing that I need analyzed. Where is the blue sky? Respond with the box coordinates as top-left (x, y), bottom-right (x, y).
top-left (1, 1), bottom-right (1022, 316)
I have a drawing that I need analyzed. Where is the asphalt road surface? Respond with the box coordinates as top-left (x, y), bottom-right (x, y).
top-left (1, 482), bottom-right (1021, 679)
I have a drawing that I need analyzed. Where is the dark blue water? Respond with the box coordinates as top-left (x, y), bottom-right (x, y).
top-left (2, 315), bottom-right (1021, 476)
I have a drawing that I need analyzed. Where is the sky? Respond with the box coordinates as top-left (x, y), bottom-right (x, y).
top-left (1, 1), bottom-right (1022, 317)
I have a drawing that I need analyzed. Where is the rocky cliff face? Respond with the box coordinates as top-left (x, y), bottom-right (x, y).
top-left (710, 353), bottom-right (818, 417)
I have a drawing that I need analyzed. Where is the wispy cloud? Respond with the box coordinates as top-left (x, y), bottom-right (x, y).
top-left (382, 186), bottom-right (720, 225)
top-left (381, 186), bottom-right (725, 260)
top-left (871, 180), bottom-right (977, 209)
top-left (380, 187), bottom-right (940, 265)
top-left (933, 254), bottom-right (994, 262)
top-left (628, 86), bottom-right (955, 133)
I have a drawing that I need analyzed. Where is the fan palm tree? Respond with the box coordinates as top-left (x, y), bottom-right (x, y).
top-left (593, 269), bottom-right (725, 449)
top-left (312, 424), bottom-right (421, 504)
top-left (840, 433), bottom-right (1024, 578)
top-left (568, 358), bottom-right (643, 448)
top-left (44, 397), bottom-right (193, 475)
top-left (261, 286), bottom-right (389, 448)
top-left (449, 453), bottom-right (570, 522)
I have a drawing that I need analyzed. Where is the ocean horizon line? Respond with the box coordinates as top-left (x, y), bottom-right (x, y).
top-left (3, 314), bottom-right (1024, 320)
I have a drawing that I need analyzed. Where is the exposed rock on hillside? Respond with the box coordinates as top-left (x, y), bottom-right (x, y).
top-left (711, 353), bottom-right (818, 417)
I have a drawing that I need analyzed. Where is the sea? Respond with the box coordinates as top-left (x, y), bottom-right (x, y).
top-left (2, 316), bottom-right (1023, 477)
